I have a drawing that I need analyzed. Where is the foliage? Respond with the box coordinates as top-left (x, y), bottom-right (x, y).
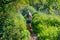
top-left (21, 5), bottom-right (36, 17)
top-left (32, 13), bottom-right (60, 40)
top-left (0, 1), bottom-right (30, 40)
top-left (2, 13), bottom-right (30, 40)
top-left (0, 0), bottom-right (60, 40)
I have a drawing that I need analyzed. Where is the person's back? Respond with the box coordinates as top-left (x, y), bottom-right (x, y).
top-left (26, 12), bottom-right (32, 20)
top-left (26, 12), bottom-right (33, 34)
top-left (26, 12), bottom-right (38, 40)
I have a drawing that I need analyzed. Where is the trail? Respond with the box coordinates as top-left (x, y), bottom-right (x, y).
top-left (27, 25), bottom-right (38, 40)
top-left (30, 32), bottom-right (38, 40)
top-left (27, 27), bottom-right (38, 40)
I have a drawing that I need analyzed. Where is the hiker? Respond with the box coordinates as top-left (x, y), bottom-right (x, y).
top-left (26, 11), bottom-right (33, 34)
top-left (26, 11), bottom-right (38, 40)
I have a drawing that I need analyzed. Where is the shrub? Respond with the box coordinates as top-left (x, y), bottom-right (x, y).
top-left (38, 26), bottom-right (58, 40)
top-left (2, 13), bottom-right (30, 40)
top-left (32, 12), bottom-right (60, 40)
top-left (0, 3), bottom-right (30, 40)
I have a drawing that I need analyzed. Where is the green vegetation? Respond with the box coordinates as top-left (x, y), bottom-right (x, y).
top-left (2, 13), bottom-right (30, 40)
top-left (32, 13), bottom-right (60, 40)
top-left (0, 0), bottom-right (60, 40)
top-left (0, 0), bottom-right (30, 40)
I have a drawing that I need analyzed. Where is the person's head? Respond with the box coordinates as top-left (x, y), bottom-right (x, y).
top-left (27, 12), bottom-right (32, 18)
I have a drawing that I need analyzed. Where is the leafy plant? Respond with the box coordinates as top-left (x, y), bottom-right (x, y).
top-left (32, 13), bottom-right (60, 40)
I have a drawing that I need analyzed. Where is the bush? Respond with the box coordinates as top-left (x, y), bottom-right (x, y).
top-left (32, 13), bottom-right (60, 26)
top-left (38, 25), bottom-right (58, 40)
top-left (2, 12), bottom-right (30, 40)
top-left (0, 3), bottom-right (30, 40)
top-left (32, 12), bottom-right (60, 40)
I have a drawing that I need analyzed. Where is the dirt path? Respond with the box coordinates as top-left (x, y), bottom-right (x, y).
top-left (30, 32), bottom-right (38, 40)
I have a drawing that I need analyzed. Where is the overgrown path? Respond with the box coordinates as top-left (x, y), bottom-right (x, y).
top-left (27, 24), bottom-right (38, 40)
top-left (30, 32), bottom-right (38, 40)
top-left (27, 25), bottom-right (38, 40)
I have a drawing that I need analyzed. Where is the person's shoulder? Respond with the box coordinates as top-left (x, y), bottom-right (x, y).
top-left (29, 12), bottom-right (32, 17)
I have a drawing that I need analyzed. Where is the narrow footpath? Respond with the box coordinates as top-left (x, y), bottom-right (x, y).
top-left (30, 32), bottom-right (38, 40)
